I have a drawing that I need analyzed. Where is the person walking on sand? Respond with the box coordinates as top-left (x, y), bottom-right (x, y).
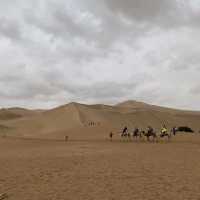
top-left (109, 132), bottom-right (113, 141)
top-left (172, 126), bottom-right (177, 136)
top-left (65, 135), bottom-right (69, 142)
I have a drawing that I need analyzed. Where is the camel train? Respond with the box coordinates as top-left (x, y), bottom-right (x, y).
top-left (117, 125), bottom-right (178, 142)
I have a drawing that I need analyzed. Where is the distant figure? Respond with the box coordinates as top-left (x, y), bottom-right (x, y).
top-left (160, 124), bottom-right (167, 137)
top-left (145, 126), bottom-right (157, 142)
top-left (122, 126), bottom-right (128, 137)
top-left (159, 125), bottom-right (172, 141)
top-left (171, 126), bottom-right (177, 136)
top-left (147, 126), bottom-right (154, 135)
top-left (133, 127), bottom-right (141, 140)
top-left (133, 127), bottom-right (139, 137)
top-left (65, 136), bottom-right (69, 142)
top-left (109, 132), bottom-right (113, 141)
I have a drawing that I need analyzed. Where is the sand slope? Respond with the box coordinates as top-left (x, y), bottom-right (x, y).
top-left (0, 100), bottom-right (200, 139)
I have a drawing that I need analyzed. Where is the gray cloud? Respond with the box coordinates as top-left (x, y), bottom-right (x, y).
top-left (0, 18), bottom-right (22, 41)
top-left (104, 0), bottom-right (200, 28)
top-left (0, 0), bottom-right (200, 110)
top-left (105, 0), bottom-right (173, 20)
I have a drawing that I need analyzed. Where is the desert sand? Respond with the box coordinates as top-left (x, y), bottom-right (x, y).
top-left (1, 135), bottom-right (200, 200)
top-left (0, 100), bottom-right (200, 199)
top-left (0, 100), bottom-right (200, 140)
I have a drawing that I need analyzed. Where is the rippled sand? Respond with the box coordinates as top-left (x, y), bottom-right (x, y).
top-left (1, 134), bottom-right (200, 200)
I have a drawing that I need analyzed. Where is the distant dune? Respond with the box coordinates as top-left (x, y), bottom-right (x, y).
top-left (0, 100), bottom-right (200, 139)
top-left (0, 107), bottom-right (43, 120)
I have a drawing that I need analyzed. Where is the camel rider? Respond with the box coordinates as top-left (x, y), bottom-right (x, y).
top-left (133, 127), bottom-right (139, 137)
top-left (147, 126), bottom-right (153, 134)
top-left (161, 125), bottom-right (167, 136)
top-left (121, 126), bottom-right (128, 137)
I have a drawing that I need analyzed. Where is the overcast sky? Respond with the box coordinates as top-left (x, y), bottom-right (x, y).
top-left (0, 0), bottom-right (200, 110)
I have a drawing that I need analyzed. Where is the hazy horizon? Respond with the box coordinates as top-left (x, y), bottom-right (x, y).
top-left (1, 99), bottom-right (200, 112)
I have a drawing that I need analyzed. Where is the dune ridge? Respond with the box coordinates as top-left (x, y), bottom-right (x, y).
top-left (0, 100), bottom-right (199, 139)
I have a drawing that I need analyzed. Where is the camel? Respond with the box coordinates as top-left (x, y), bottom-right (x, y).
top-left (120, 127), bottom-right (131, 141)
top-left (132, 128), bottom-right (142, 141)
top-left (119, 126), bottom-right (173, 142)
top-left (121, 132), bottom-right (131, 140)
top-left (141, 127), bottom-right (158, 142)
top-left (159, 131), bottom-right (172, 141)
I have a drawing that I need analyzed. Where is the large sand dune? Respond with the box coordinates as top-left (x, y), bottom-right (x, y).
top-left (0, 100), bottom-right (200, 139)
top-left (1, 101), bottom-right (200, 200)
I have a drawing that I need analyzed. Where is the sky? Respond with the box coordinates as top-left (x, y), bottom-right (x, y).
top-left (0, 0), bottom-right (200, 110)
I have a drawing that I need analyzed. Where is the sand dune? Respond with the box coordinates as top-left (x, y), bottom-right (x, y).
top-left (0, 107), bottom-right (42, 121)
top-left (0, 100), bottom-right (200, 139)
top-left (1, 101), bottom-right (200, 200)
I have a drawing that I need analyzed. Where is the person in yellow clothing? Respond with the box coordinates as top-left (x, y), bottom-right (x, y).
top-left (161, 124), bottom-right (167, 137)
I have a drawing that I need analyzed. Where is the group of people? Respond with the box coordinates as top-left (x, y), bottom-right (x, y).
top-left (109, 125), bottom-right (178, 141)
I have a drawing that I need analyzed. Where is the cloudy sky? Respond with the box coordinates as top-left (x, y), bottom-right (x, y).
top-left (0, 0), bottom-right (200, 110)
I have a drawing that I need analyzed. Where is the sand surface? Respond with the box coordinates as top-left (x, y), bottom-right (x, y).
top-left (1, 135), bottom-right (200, 200)
top-left (1, 100), bottom-right (200, 140)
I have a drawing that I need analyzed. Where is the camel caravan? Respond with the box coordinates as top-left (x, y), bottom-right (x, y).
top-left (110, 125), bottom-right (178, 142)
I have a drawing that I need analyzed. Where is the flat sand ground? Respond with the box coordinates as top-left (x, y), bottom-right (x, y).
top-left (1, 135), bottom-right (200, 200)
